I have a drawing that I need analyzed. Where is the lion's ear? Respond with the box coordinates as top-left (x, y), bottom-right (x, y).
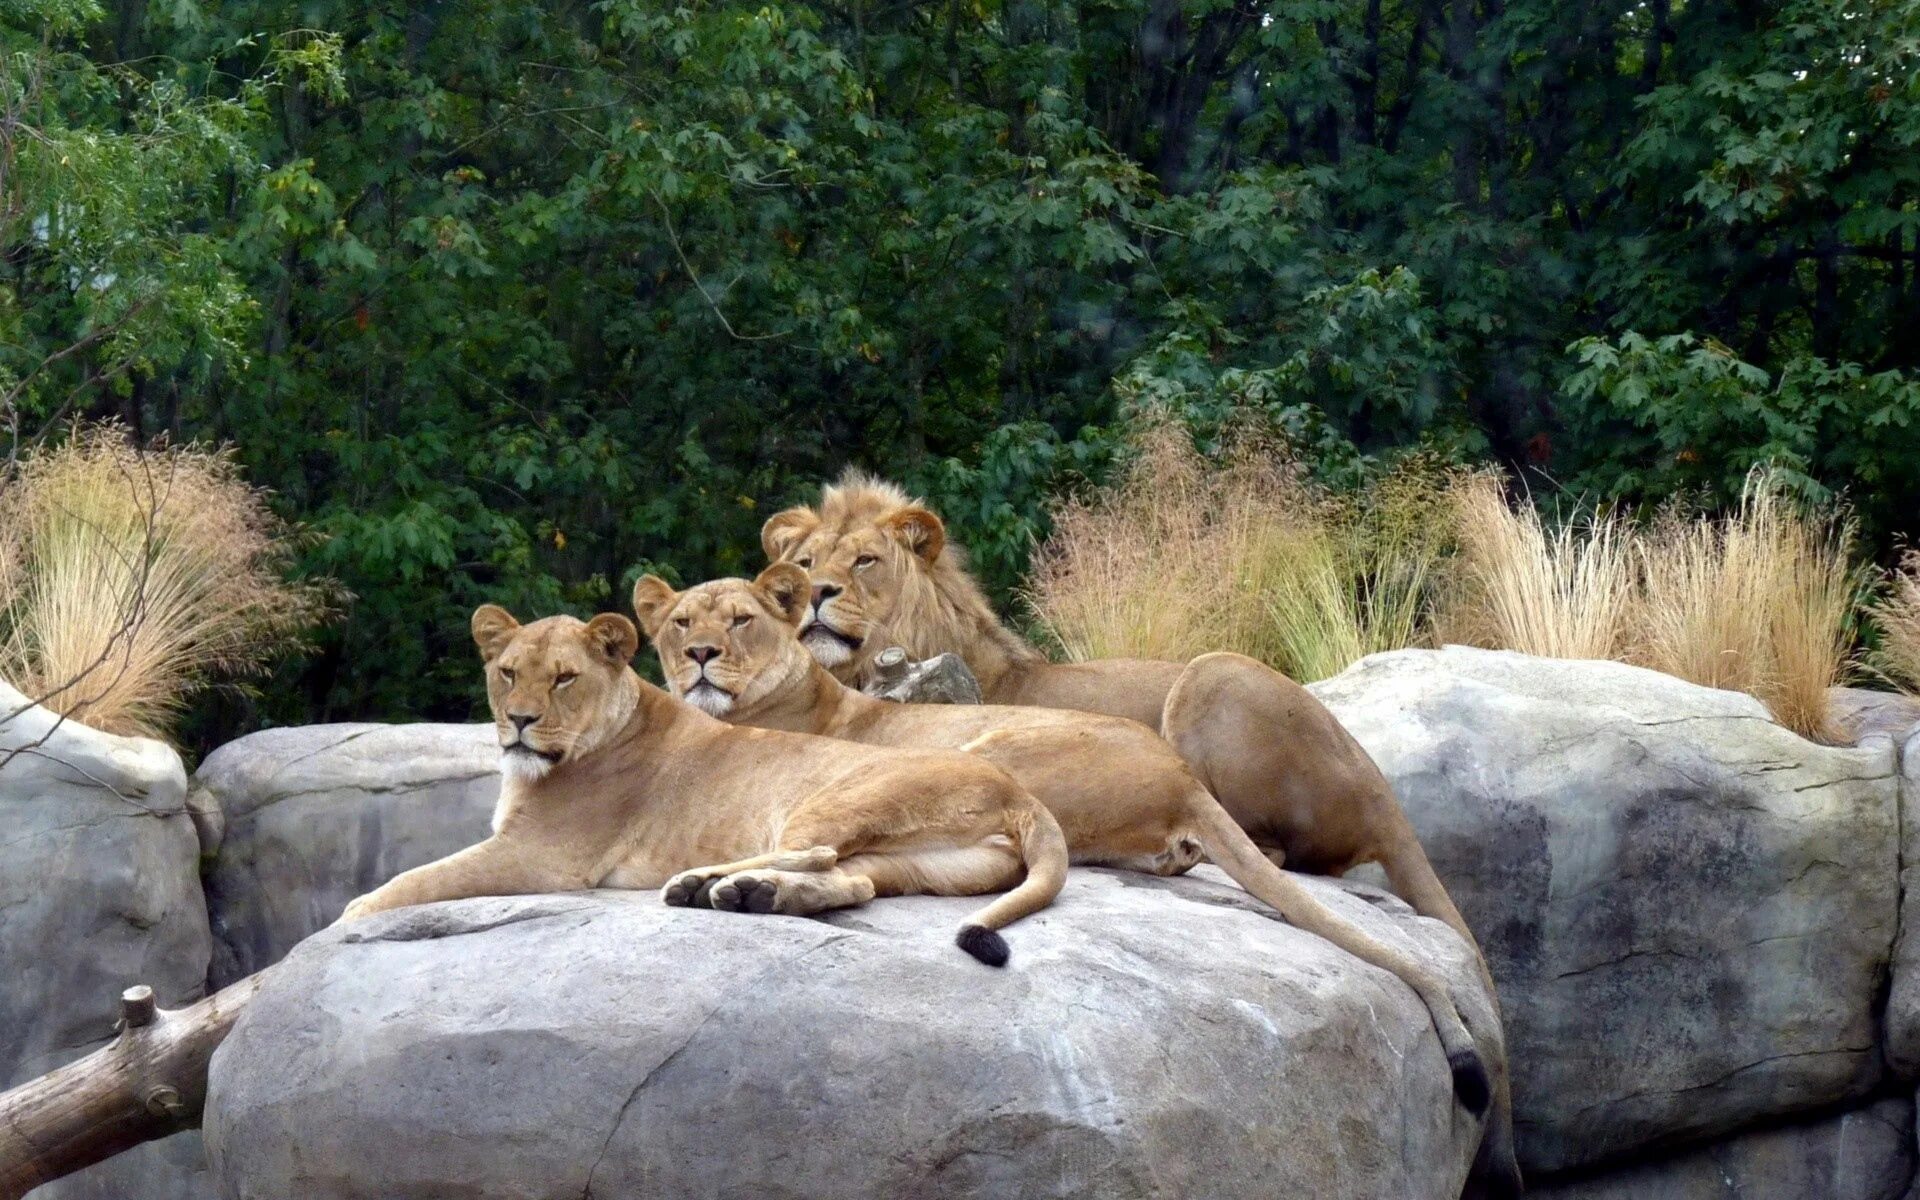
top-left (585, 613), bottom-right (639, 664)
top-left (630, 575), bottom-right (681, 641)
top-left (884, 505), bottom-right (946, 564)
top-left (753, 562), bottom-right (811, 628)
top-left (472, 605), bottom-right (521, 662)
top-left (761, 507), bottom-right (818, 562)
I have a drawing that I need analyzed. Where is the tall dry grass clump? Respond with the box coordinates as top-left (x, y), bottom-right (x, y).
top-left (1439, 474), bottom-right (1635, 660)
top-left (1025, 425), bottom-right (1454, 682)
top-left (1872, 550), bottom-right (1920, 695)
top-left (1629, 475), bottom-right (1862, 740)
top-left (0, 425), bottom-right (330, 740)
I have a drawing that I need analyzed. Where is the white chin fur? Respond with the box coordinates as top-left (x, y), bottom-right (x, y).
top-left (500, 750), bottom-right (554, 783)
top-left (685, 686), bottom-right (736, 717)
top-left (802, 628), bottom-right (852, 667)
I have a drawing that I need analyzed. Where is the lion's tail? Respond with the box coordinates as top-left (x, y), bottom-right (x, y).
top-left (1186, 792), bottom-right (1492, 1115)
top-left (955, 798), bottom-right (1069, 967)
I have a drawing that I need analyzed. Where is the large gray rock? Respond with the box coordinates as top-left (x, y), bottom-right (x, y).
top-left (1830, 687), bottom-right (1920, 746)
top-left (1887, 730), bottom-right (1920, 1077)
top-left (196, 723), bottom-right (499, 986)
top-left (206, 868), bottom-right (1500, 1200)
top-left (0, 680), bottom-right (214, 1200)
top-left (1310, 648), bottom-right (1900, 1175)
top-left (1533, 1096), bottom-right (1914, 1200)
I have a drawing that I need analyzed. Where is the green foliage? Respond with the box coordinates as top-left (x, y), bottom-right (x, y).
top-left (1564, 333), bottom-right (1920, 538)
top-left (4, 0), bottom-right (1918, 743)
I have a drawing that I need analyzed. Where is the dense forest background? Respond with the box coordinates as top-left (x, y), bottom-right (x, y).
top-left (6, 0), bottom-right (1919, 747)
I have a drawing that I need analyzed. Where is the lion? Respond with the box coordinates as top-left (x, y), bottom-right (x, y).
top-left (762, 472), bottom-right (1521, 1195)
top-left (635, 565), bottom-right (1509, 1132)
top-left (338, 604), bottom-right (1070, 966)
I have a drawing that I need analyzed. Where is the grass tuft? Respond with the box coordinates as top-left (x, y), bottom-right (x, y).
top-left (1872, 550), bottom-right (1920, 696)
top-left (0, 425), bottom-right (332, 740)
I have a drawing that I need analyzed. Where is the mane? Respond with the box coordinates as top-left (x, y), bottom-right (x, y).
top-left (819, 470), bottom-right (1044, 671)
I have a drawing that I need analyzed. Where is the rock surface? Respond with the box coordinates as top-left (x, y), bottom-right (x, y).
top-left (1830, 687), bottom-right (1920, 746)
top-left (1887, 731), bottom-right (1920, 1078)
top-left (1533, 1097), bottom-right (1914, 1200)
top-left (206, 867), bottom-right (1499, 1200)
top-left (0, 680), bottom-right (214, 1200)
top-left (1310, 647), bottom-right (1900, 1175)
top-left (196, 723), bottom-right (500, 986)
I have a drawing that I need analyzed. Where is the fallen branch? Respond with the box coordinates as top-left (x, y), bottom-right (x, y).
top-left (0, 976), bottom-right (265, 1200)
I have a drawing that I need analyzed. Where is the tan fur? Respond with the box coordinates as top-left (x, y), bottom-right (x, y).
top-left (339, 604), bottom-right (1069, 964)
top-left (639, 569), bottom-right (1505, 1123)
top-left (764, 475), bottom-right (1523, 1195)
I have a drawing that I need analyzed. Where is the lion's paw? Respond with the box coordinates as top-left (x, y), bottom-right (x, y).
top-left (709, 871), bottom-right (783, 915)
top-left (662, 869), bottom-right (725, 909)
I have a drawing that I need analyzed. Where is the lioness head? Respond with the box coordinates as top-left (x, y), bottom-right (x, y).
top-left (471, 605), bottom-right (641, 782)
top-left (759, 474), bottom-right (952, 677)
top-left (631, 564), bottom-right (813, 718)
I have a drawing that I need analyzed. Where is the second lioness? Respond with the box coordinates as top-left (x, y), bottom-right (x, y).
top-left (634, 564), bottom-right (1500, 1118)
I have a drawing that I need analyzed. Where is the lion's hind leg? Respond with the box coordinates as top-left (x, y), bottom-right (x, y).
top-left (662, 845), bottom-right (839, 908)
top-left (708, 867), bottom-right (877, 915)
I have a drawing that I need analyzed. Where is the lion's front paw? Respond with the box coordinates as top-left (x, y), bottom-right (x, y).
top-left (708, 871), bottom-right (783, 914)
top-left (661, 869), bottom-right (724, 909)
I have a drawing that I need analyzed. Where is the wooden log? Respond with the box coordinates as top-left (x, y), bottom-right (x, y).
top-left (862, 648), bottom-right (983, 706)
top-left (0, 975), bottom-right (265, 1200)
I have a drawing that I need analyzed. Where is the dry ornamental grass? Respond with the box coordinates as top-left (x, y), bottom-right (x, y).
top-left (0, 426), bottom-right (331, 740)
top-left (1869, 551), bottom-right (1920, 696)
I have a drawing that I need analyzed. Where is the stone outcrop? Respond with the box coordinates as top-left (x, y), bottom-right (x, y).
top-left (194, 723), bottom-right (499, 986)
top-left (1311, 647), bottom-right (1900, 1174)
top-left (206, 868), bottom-right (1500, 1200)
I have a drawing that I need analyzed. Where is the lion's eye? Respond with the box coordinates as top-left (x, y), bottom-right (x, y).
top-left (499, 668), bottom-right (516, 685)
top-left (854, 554), bottom-right (878, 569)
top-left (554, 672), bottom-right (577, 690)
top-left (796, 556), bottom-right (813, 569)
top-left (731, 613), bottom-right (753, 628)
top-left (673, 616), bottom-right (690, 629)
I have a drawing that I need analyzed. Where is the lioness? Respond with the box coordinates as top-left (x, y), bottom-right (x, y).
top-left (763, 473), bottom-right (1521, 1195)
top-left (338, 605), bottom-right (1070, 966)
top-left (634, 565), bottom-right (1507, 1127)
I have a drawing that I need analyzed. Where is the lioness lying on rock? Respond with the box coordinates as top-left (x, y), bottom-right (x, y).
top-left (763, 473), bottom-right (1526, 1194)
top-left (633, 565), bottom-right (1512, 1143)
top-left (339, 605), bottom-right (1069, 965)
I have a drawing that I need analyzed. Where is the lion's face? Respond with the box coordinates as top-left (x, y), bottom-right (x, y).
top-left (760, 501), bottom-right (944, 672)
top-left (632, 564), bottom-right (813, 718)
top-left (471, 605), bottom-right (641, 783)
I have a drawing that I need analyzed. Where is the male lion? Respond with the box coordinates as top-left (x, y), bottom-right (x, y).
top-left (635, 565), bottom-right (1511, 1136)
top-left (763, 473), bottom-right (1521, 1195)
top-left (338, 605), bottom-right (1069, 966)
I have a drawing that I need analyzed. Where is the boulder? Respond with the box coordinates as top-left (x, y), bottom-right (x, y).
top-left (206, 867), bottom-right (1501, 1200)
top-left (196, 723), bottom-right (500, 986)
top-left (1310, 648), bottom-right (1899, 1174)
top-left (0, 680), bottom-right (214, 1200)
top-left (1532, 1096), bottom-right (1914, 1200)
top-left (1829, 687), bottom-right (1920, 746)
top-left (1887, 731), bottom-right (1920, 1077)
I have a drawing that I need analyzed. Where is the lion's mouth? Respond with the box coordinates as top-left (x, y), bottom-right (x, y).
top-left (502, 740), bottom-right (562, 764)
top-left (686, 676), bottom-right (734, 701)
top-left (801, 620), bottom-right (862, 649)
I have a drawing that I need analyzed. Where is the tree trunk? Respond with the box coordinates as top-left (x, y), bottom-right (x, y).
top-left (0, 977), bottom-right (265, 1200)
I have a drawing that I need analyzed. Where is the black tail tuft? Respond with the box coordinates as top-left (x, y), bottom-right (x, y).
top-left (1449, 1048), bottom-right (1492, 1116)
top-left (956, 923), bottom-right (1009, 967)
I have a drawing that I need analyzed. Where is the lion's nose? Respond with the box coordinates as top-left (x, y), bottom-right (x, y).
top-left (812, 584), bottom-right (842, 606)
top-left (509, 713), bottom-right (536, 734)
top-left (686, 645), bottom-right (721, 666)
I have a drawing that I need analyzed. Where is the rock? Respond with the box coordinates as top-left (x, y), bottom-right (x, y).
top-left (1830, 687), bottom-right (1920, 746)
top-left (0, 680), bottom-right (214, 1200)
top-left (1887, 731), bottom-right (1920, 1078)
top-left (206, 867), bottom-right (1500, 1200)
top-left (1532, 1097), bottom-right (1914, 1200)
top-left (863, 647), bottom-right (983, 705)
top-left (196, 723), bottom-right (500, 986)
top-left (1310, 647), bottom-right (1899, 1175)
